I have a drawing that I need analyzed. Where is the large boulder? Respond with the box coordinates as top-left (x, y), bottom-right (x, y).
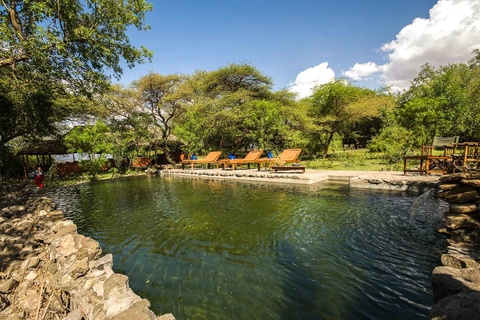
top-left (432, 266), bottom-right (480, 302)
top-left (441, 254), bottom-right (480, 269)
top-left (430, 290), bottom-right (480, 320)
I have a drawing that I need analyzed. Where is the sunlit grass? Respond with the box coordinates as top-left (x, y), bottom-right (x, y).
top-left (303, 149), bottom-right (403, 171)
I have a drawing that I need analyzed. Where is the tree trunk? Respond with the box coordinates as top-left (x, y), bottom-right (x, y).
top-left (322, 131), bottom-right (334, 159)
top-left (160, 140), bottom-right (175, 165)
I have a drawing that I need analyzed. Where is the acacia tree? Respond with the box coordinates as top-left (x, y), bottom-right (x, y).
top-left (100, 84), bottom-right (151, 169)
top-left (135, 73), bottom-right (186, 164)
top-left (307, 80), bottom-right (394, 158)
top-left (174, 64), bottom-right (304, 154)
top-left (0, 0), bottom-right (152, 143)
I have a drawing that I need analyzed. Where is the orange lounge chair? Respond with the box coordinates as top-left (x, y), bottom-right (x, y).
top-left (255, 148), bottom-right (302, 170)
top-left (219, 150), bottom-right (263, 170)
top-left (181, 151), bottom-right (222, 170)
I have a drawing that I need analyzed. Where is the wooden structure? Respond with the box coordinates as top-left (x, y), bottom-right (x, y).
top-left (132, 157), bottom-right (153, 168)
top-left (219, 150), bottom-right (263, 170)
top-left (181, 151), bottom-right (222, 170)
top-left (255, 149), bottom-right (302, 171)
top-left (403, 155), bottom-right (450, 175)
top-left (445, 142), bottom-right (480, 171)
top-left (17, 140), bottom-right (71, 177)
top-left (403, 137), bottom-right (480, 175)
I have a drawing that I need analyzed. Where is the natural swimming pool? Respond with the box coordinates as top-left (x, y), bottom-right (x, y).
top-left (50, 175), bottom-right (446, 319)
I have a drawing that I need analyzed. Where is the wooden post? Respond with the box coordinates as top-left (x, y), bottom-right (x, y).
top-left (22, 155), bottom-right (27, 178)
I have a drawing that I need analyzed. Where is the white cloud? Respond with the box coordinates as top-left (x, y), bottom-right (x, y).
top-left (289, 62), bottom-right (335, 98)
top-left (344, 0), bottom-right (480, 91)
top-left (343, 62), bottom-right (383, 81)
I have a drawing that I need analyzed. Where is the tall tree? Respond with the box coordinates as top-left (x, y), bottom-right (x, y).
top-left (64, 120), bottom-right (113, 179)
top-left (174, 64), bottom-right (304, 154)
top-left (397, 50), bottom-right (480, 145)
top-left (307, 80), bottom-right (393, 158)
top-left (0, 0), bottom-right (152, 143)
top-left (100, 84), bottom-right (150, 168)
top-left (135, 73), bottom-right (186, 164)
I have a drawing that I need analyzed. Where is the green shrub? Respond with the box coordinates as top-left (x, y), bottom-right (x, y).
top-left (369, 126), bottom-right (413, 166)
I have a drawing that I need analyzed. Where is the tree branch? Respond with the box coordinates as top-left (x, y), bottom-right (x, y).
top-left (7, 1), bottom-right (23, 39)
top-left (0, 54), bottom-right (28, 68)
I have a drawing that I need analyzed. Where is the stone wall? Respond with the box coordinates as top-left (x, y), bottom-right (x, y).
top-left (431, 173), bottom-right (480, 319)
top-left (0, 184), bottom-right (174, 320)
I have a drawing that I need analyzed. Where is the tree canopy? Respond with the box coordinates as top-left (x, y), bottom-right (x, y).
top-left (396, 50), bottom-right (480, 146)
top-left (0, 0), bottom-right (152, 144)
top-left (306, 80), bottom-right (394, 158)
top-left (173, 64), bottom-right (305, 154)
top-left (0, 0), bottom-right (152, 92)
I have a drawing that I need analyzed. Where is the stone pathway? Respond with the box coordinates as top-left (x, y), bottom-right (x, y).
top-left (162, 168), bottom-right (441, 192)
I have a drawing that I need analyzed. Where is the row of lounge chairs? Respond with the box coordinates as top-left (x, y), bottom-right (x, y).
top-left (181, 149), bottom-right (305, 173)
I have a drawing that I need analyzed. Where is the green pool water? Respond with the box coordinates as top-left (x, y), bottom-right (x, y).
top-left (51, 175), bottom-right (446, 319)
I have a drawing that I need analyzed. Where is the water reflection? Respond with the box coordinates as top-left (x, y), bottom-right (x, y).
top-left (48, 176), bottom-right (446, 320)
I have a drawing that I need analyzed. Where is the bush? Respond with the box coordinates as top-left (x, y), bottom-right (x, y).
top-left (369, 126), bottom-right (413, 167)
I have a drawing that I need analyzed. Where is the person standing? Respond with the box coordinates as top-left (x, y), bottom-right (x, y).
top-left (34, 165), bottom-right (44, 188)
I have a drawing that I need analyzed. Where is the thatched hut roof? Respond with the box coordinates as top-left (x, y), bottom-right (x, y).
top-left (17, 140), bottom-right (69, 155)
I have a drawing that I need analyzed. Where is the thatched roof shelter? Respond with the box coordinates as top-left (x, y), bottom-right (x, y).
top-left (17, 139), bottom-right (71, 176)
top-left (17, 139), bottom-right (69, 155)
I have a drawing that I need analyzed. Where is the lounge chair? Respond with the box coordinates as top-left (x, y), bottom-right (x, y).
top-left (181, 151), bottom-right (222, 170)
top-left (267, 149), bottom-right (306, 174)
top-left (219, 150), bottom-right (263, 170)
top-left (255, 149), bottom-right (302, 171)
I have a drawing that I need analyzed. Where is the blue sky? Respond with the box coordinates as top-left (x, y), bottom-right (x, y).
top-left (118, 0), bottom-right (480, 97)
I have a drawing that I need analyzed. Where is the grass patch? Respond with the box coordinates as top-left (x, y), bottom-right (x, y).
top-left (304, 149), bottom-right (403, 171)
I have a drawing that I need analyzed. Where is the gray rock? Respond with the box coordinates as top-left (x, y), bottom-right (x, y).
top-left (0, 294), bottom-right (9, 312)
top-left (0, 279), bottom-right (18, 294)
top-left (109, 299), bottom-right (156, 320)
top-left (17, 289), bottom-right (42, 312)
top-left (77, 236), bottom-right (102, 262)
top-left (53, 223), bottom-right (78, 239)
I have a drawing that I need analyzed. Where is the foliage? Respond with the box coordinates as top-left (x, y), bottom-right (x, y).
top-left (396, 50), bottom-right (480, 145)
top-left (369, 126), bottom-right (413, 167)
top-left (174, 64), bottom-right (305, 154)
top-left (0, 0), bottom-right (152, 144)
top-left (0, 145), bottom-right (23, 179)
top-left (100, 84), bottom-right (150, 169)
top-left (0, 86), bottom-right (57, 143)
top-left (306, 80), bottom-right (394, 158)
top-left (64, 121), bottom-right (113, 178)
top-left (134, 73), bottom-right (186, 163)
